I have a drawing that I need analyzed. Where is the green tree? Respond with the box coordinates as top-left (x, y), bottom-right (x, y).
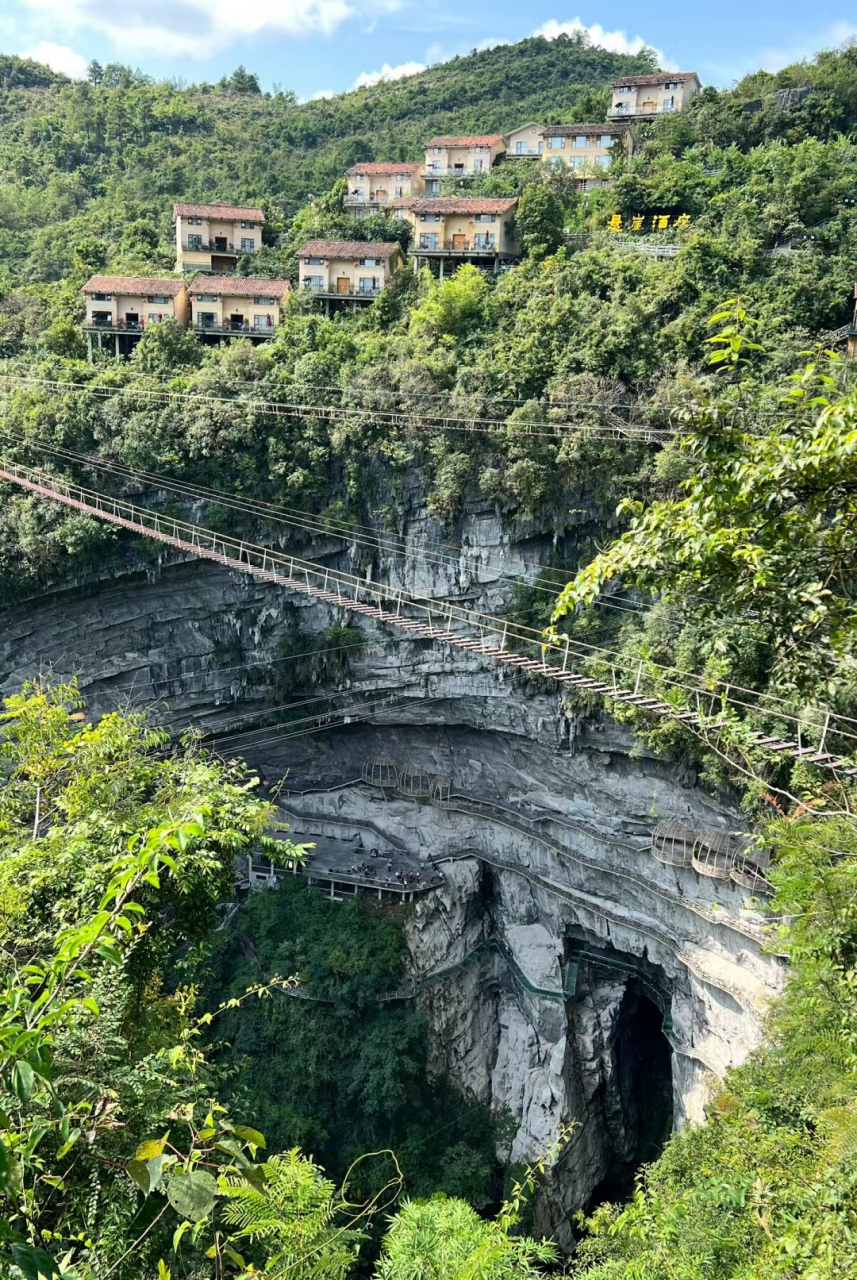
top-left (133, 317), bottom-right (204, 371)
top-left (515, 182), bottom-right (566, 259)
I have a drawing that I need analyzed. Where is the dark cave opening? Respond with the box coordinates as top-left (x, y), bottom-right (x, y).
top-left (588, 981), bottom-right (674, 1209)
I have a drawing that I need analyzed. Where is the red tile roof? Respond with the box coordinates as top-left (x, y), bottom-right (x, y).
top-left (173, 201), bottom-right (265, 221)
top-left (82, 275), bottom-right (186, 297)
top-left (189, 276), bottom-right (291, 297)
top-left (425, 135), bottom-right (504, 148)
top-left (393, 197), bottom-right (518, 215)
top-left (296, 240), bottom-right (402, 259)
top-left (611, 72), bottom-right (698, 87)
top-left (347, 162), bottom-right (421, 175)
top-left (543, 122), bottom-right (631, 136)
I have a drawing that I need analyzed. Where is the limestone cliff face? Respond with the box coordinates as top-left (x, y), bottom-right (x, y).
top-left (0, 495), bottom-right (785, 1240)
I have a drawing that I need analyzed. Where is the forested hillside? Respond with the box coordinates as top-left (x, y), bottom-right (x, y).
top-left (0, 28), bottom-right (857, 1280)
top-left (0, 35), bottom-right (657, 285)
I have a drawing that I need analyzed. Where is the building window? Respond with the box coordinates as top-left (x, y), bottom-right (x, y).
top-left (547, 157), bottom-right (564, 171)
top-left (186, 216), bottom-right (202, 225)
top-left (474, 214), bottom-right (496, 223)
top-left (475, 145), bottom-right (488, 153)
top-left (91, 310), bottom-right (112, 325)
top-left (473, 159), bottom-right (483, 171)
top-left (240, 238), bottom-right (255, 252)
top-left (196, 293), bottom-right (218, 301)
top-left (573, 136), bottom-right (588, 148)
top-left (187, 234), bottom-right (203, 250)
top-left (303, 276), bottom-right (324, 292)
top-left (147, 294), bottom-right (170, 303)
top-left (253, 295), bottom-right (276, 305)
top-left (147, 313), bottom-right (165, 324)
top-left (420, 213), bottom-right (440, 222)
top-left (396, 173), bottom-right (408, 181)
top-left (196, 311), bottom-right (217, 328)
top-left (474, 234), bottom-right (494, 249)
top-left (395, 186), bottom-right (404, 197)
top-left (664, 81), bottom-right (678, 90)
top-left (547, 136), bottom-right (565, 149)
top-left (253, 314), bottom-right (274, 328)
top-left (432, 146), bottom-right (442, 155)
top-left (662, 98), bottom-right (675, 111)
top-left (594, 155), bottom-right (610, 168)
top-left (240, 220), bottom-right (256, 228)
top-left (599, 136), bottom-right (614, 147)
top-left (91, 292), bottom-right (112, 301)
top-left (360, 258), bottom-right (380, 267)
top-left (358, 277), bottom-right (378, 294)
top-left (419, 233), bottom-right (439, 249)
top-left (304, 257), bottom-right (325, 265)
top-left (617, 85), bottom-right (631, 93)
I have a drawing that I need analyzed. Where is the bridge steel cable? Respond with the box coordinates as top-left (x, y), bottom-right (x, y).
top-left (3, 430), bottom-right (852, 733)
top-left (2, 459), bottom-right (855, 778)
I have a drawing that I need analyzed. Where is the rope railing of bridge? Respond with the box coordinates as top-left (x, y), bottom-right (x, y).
top-left (2, 460), bottom-right (853, 782)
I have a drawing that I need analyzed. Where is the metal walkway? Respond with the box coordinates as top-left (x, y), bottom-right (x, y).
top-left (1, 462), bottom-right (852, 779)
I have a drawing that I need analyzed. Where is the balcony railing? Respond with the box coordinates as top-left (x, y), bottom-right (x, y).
top-left (421, 167), bottom-right (487, 178)
top-left (510, 147), bottom-right (542, 157)
top-left (193, 322), bottom-right (277, 336)
top-left (182, 240), bottom-right (254, 254)
top-left (301, 282), bottom-right (382, 298)
top-left (607, 104), bottom-right (677, 118)
top-left (84, 317), bottom-right (146, 331)
top-left (416, 240), bottom-right (499, 254)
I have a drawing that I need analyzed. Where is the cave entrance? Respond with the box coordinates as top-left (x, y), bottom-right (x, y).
top-left (589, 981), bottom-right (674, 1207)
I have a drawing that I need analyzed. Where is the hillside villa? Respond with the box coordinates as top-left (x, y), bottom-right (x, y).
top-left (296, 240), bottom-right (404, 308)
top-left (608, 72), bottom-right (701, 119)
top-left (423, 135), bottom-right (506, 194)
top-left (173, 201), bottom-right (266, 274)
top-left (392, 197), bottom-right (520, 273)
top-left (504, 122), bottom-right (545, 157)
top-left (345, 163), bottom-right (423, 216)
top-left (189, 277), bottom-right (291, 339)
top-left (82, 275), bottom-right (190, 358)
top-left (542, 122), bottom-right (634, 184)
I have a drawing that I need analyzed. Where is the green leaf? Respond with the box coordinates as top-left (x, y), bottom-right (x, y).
top-left (127, 1158), bottom-right (150, 1196)
top-left (12, 1060), bottom-right (34, 1103)
top-left (232, 1124), bottom-right (266, 1150)
top-left (167, 1169), bottom-right (217, 1220)
top-left (10, 1243), bottom-right (60, 1280)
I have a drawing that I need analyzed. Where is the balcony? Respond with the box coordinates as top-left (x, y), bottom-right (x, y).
top-left (607, 103), bottom-right (677, 119)
top-left (415, 239), bottom-right (501, 255)
top-left (84, 317), bottom-right (146, 333)
top-left (193, 322), bottom-right (277, 338)
top-left (182, 240), bottom-right (255, 255)
top-left (421, 167), bottom-right (486, 179)
top-left (301, 282), bottom-right (382, 300)
top-left (509, 146), bottom-right (543, 157)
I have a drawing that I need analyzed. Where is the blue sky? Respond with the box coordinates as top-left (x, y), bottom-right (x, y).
top-left (4, 1), bottom-right (856, 102)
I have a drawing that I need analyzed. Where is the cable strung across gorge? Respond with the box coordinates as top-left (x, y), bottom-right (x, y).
top-left (1, 458), bottom-right (854, 776)
top-left (0, 426), bottom-right (638, 615)
top-left (4, 429), bottom-right (849, 730)
top-left (0, 373), bottom-right (675, 443)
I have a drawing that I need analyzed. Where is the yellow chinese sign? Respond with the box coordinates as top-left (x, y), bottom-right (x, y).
top-left (607, 213), bottom-right (692, 231)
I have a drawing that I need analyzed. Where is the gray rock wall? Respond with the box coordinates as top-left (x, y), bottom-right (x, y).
top-left (0, 498), bottom-right (785, 1243)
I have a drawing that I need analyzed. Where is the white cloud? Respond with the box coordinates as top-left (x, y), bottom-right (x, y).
top-left (19, 0), bottom-right (401, 59)
top-left (352, 59), bottom-right (425, 89)
top-left (310, 88), bottom-right (336, 99)
top-left (20, 40), bottom-right (88, 77)
top-left (534, 16), bottom-right (677, 71)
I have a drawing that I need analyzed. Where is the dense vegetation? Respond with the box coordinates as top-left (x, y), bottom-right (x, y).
top-left (1, 28), bottom-right (857, 1280)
